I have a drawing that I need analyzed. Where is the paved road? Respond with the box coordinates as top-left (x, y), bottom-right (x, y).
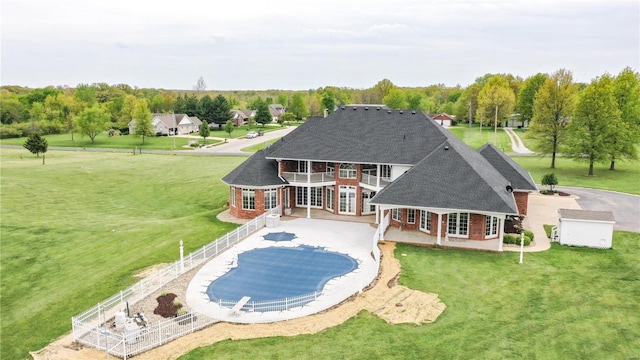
top-left (555, 186), bottom-right (640, 232)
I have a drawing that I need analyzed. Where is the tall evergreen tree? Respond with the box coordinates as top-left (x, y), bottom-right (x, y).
top-left (210, 95), bottom-right (233, 126)
top-left (254, 100), bottom-right (272, 126)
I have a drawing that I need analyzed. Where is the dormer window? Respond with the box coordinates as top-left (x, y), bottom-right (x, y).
top-left (339, 163), bottom-right (356, 178)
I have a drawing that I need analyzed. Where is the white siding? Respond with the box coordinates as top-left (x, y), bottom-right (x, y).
top-left (558, 219), bottom-right (614, 249)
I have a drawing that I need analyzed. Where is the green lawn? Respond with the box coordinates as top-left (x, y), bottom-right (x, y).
top-left (240, 137), bottom-right (281, 152)
top-left (512, 156), bottom-right (640, 195)
top-left (0, 149), bottom-right (247, 359)
top-left (447, 125), bottom-right (512, 150)
top-left (0, 124), bottom-right (286, 150)
top-left (180, 234), bottom-right (640, 359)
top-left (0, 132), bottom-right (222, 150)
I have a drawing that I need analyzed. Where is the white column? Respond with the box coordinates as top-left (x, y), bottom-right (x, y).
top-left (379, 207), bottom-right (385, 241)
top-left (306, 160), bottom-right (311, 218)
top-left (375, 205), bottom-right (380, 224)
top-left (497, 215), bottom-right (504, 251)
top-left (376, 164), bottom-right (380, 188)
top-left (437, 213), bottom-right (442, 246)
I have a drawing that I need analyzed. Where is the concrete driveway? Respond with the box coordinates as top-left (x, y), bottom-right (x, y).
top-left (190, 126), bottom-right (297, 155)
top-left (555, 186), bottom-right (640, 232)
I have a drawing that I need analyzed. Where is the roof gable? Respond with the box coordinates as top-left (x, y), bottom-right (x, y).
top-left (267, 107), bottom-right (450, 164)
top-left (370, 136), bottom-right (519, 214)
top-left (477, 143), bottom-right (537, 191)
top-left (221, 140), bottom-right (288, 187)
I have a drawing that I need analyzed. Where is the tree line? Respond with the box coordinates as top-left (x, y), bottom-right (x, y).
top-left (2, 67), bottom-right (638, 174)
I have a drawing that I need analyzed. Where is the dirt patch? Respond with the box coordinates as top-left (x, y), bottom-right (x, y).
top-left (31, 242), bottom-right (445, 360)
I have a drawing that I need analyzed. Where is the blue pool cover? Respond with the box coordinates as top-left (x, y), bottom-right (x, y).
top-left (263, 231), bottom-right (297, 241)
top-left (206, 245), bottom-right (358, 303)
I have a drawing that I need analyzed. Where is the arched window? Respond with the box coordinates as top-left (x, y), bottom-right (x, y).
top-left (339, 163), bottom-right (356, 178)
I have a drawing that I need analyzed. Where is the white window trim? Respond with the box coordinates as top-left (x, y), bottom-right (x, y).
top-left (407, 209), bottom-right (416, 224)
top-left (296, 187), bottom-right (323, 208)
top-left (485, 215), bottom-right (499, 237)
top-left (264, 188), bottom-right (277, 210)
top-left (242, 189), bottom-right (255, 210)
top-left (230, 186), bottom-right (236, 207)
top-left (420, 210), bottom-right (432, 232)
top-left (326, 186), bottom-right (334, 211)
top-left (448, 212), bottom-right (469, 237)
top-left (392, 208), bottom-right (401, 222)
top-left (339, 163), bottom-right (357, 179)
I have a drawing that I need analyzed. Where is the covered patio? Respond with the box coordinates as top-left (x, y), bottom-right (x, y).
top-left (286, 208), bottom-right (502, 252)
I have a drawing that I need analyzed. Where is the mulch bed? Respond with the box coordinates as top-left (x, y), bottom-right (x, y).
top-left (153, 293), bottom-right (182, 318)
top-left (541, 191), bottom-right (571, 196)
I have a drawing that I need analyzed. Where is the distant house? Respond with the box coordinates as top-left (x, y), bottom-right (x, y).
top-left (428, 113), bottom-right (455, 127)
top-left (128, 114), bottom-right (202, 135)
top-left (221, 106), bottom-right (538, 251)
top-left (231, 110), bottom-right (255, 126)
top-left (506, 113), bottom-right (528, 128)
top-left (268, 104), bottom-right (286, 121)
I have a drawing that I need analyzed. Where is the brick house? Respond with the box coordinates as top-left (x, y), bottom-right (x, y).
top-left (221, 106), bottom-right (537, 251)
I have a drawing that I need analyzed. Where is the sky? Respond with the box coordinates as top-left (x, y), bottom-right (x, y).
top-left (1, 0), bottom-right (639, 90)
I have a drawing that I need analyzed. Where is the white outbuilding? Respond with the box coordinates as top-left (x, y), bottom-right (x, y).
top-left (556, 209), bottom-right (615, 249)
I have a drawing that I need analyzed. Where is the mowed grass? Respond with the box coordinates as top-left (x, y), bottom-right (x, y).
top-left (0, 148), bottom-right (247, 359)
top-left (512, 156), bottom-right (640, 195)
top-left (240, 138), bottom-right (281, 152)
top-left (447, 125), bottom-right (512, 150)
top-left (180, 235), bottom-right (640, 360)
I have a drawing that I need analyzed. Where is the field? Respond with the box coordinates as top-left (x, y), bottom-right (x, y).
top-left (0, 149), bottom-right (246, 359)
top-left (0, 124), bottom-right (283, 150)
top-left (1, 142), bottom-right (639, 359)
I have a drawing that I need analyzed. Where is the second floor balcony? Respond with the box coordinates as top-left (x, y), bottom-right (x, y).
top-left (282, 171), bottom-right (336, 184)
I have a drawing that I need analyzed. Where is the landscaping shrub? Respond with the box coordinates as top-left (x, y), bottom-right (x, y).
top-left (515, 235), bottom-right (531, 246)
top-left (503, 234), bottom-right (517, 244)
top-left (523, 230), bottom-right (534, 241)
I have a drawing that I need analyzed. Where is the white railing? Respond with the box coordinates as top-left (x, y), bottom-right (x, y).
top-left (217, 291), bottom-right (320, 313)
top-left (360, 173), bottom-right (391, 187)
top-left (72, 206), bottom-right (280, 358)
top-left (281, 171), bottom-right (335, 183)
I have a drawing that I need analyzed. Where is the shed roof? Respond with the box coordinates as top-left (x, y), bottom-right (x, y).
top-left (558, 209), bottom-right (615, 222)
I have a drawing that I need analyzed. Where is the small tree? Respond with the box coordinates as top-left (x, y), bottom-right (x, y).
top-left (224, 120), bottom-right (234, 137)
top-left (541, 173), bottom-right (558, 193)
top-left (254, 101), bottom-right (271, 127)
top-left (199, 120), bottom-right (210, 144)
top-left (24, 133), bottom-right (48, 158)
top-left (279, 112), bottom-right (295, 127)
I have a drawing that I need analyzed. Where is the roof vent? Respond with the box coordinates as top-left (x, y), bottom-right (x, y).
top-left (399, 110), bottom-right (404, 114)
top-left (444, 145), bottom-right (449, 150)
top-left (506, 185), bottom-right (513, 193)
top-left (353, 107), bottom-right (357, 110)
top-left (403, 134), bottom-right (406, 140)
top-left (411, 110), bottom-right (416, 115)
top-left (387, 110), bottom-right (392, 114)
top-left (341, 106), bottom-right (345, 110)
top-left (364, 107), bottom-right (369, 110)
top-left (376, 107), bottom-right (381, 111)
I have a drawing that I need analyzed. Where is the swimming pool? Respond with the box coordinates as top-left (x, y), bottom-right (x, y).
top-left (206, 245), bottom-right (358, 307)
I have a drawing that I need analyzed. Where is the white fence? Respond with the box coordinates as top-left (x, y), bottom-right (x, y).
top-left (72, 207), bottom-right (279, 359)
top-left (217, 291), bottom-right (320, 313)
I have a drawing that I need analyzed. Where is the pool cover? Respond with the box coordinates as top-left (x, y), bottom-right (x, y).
top-left (206, 245), bottom-right (357, 303)
top-left (263, 231), bottom-right (297, 241)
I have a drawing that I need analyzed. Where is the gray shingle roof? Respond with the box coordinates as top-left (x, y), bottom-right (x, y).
top-left (559, 209), bottom-right (615, 222)
top-left (370, 135), bottom-right (519, 214)
top-left (478, 143), bottom-right (537, 191)
top-left (221, 140), bottom-right (288, 187)
top-left (267, 107), bottom-right (449, 164)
